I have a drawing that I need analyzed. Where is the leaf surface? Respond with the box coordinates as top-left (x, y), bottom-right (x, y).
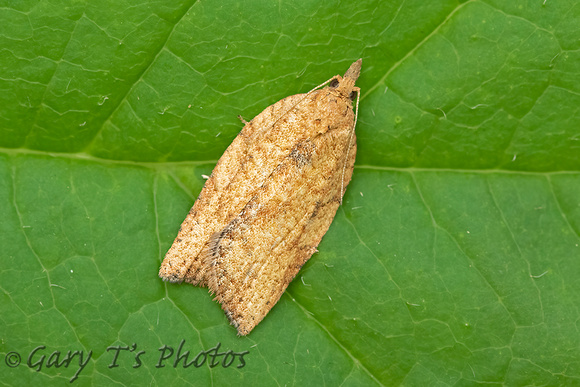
top-left (1, 0), bottom-right (579, 385)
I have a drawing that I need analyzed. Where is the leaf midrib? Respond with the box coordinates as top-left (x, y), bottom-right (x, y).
top-left (2, 148), bottom-right (578, 175)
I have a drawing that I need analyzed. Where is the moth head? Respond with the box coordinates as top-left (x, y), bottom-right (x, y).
top-left (327, 74), bottom-right (357, 102)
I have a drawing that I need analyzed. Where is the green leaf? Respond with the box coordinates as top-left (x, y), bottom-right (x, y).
top-left (1, 0), bottom-right (579, 385)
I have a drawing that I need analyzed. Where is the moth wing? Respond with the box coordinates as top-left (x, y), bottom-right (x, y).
top-left (206, 127), bottom-right (357, 335)
top-left (160, 93), bottom-right (310, 285)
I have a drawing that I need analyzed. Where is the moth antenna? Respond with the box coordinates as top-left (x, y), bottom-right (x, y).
top-left (340, 87), bottom-right (360, 204)
top-left (254, 76), bottom-right (335, 138)
top-left (308, 76), bottom-right (335, 94)
top-left (277, 76), bottom-right (334, 123)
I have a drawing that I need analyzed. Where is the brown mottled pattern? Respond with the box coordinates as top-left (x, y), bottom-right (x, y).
top-left (159, 60), bottom-right (362, 335)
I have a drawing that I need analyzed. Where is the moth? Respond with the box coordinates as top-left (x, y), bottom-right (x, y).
top-left (159, 59), bottom-right (362, 335)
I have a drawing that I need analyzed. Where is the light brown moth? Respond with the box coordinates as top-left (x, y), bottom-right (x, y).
top-left (159, 59), bottom-right (362, 335)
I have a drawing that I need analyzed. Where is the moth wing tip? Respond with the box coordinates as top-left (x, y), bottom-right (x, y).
top-left (159, 265), bottom-right (189, 283)
top-left (234, 321), bottom-right (251, 336)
